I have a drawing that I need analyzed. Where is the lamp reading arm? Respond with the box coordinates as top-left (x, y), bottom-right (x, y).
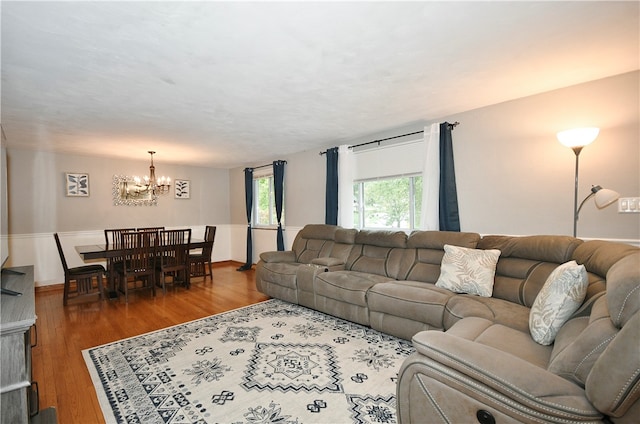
top-left (575, 186), bottom-right (599, 219)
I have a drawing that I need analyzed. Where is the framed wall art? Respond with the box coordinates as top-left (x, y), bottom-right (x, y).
top-left (175, 179), bottom-right (190, 199)
top-left (65, 173), bottom-right (90, 197)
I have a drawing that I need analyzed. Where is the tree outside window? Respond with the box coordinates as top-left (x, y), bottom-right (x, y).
top-left (353, 174), bottom-right (422, 230)
top-left (254, 175), bottom-right (283, 227)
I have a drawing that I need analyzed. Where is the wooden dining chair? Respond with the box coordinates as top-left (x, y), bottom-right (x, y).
top-left (104, 228), bottom-right (136, 291)
top-left (116, 231), bottom-right (157, 302)
top-left (157, 229), bottom-right (191, 294)
top-left (189, 225), bottom-right (216, 279)
top-left (54, 233), bottom-right (106, 306)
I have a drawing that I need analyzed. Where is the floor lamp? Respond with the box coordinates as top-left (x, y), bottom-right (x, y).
top-left (557, 127), bottom-right (620, 237)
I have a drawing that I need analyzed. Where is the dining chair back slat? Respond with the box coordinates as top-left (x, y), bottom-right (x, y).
top-left (136, 227), bottom-right (162, 247)
top-left (137, 227), bottom-right (165, 232)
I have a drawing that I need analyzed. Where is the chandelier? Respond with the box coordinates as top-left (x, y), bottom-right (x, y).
top-left (130, 151), bottom-right (171, 196)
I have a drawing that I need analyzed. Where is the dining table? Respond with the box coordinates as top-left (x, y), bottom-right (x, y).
top-left (75, 238), bottom-right (207, 298)
top-left (75, 239), bottom-right (206, 260)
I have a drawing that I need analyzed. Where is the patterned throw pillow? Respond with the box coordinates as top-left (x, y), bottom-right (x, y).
top-left (529, 260), bottom-right (588, 345)
top-left (435, 244), bottom-right (501, 297)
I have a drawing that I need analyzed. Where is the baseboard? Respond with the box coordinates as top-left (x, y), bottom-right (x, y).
top-left (35, 283), bottom-right (64, 293)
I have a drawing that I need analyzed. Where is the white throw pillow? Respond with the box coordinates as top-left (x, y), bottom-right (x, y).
top-left (529, 260), bottom-right (588, 345)
top-left (435, 245), bottom-right (501, 297)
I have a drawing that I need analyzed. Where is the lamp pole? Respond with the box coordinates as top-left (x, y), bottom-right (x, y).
top-left (571, 146), bottom-right (583, 238)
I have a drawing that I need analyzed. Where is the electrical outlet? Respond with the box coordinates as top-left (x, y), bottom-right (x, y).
top-left (618, 197), bottom-right (640, 213)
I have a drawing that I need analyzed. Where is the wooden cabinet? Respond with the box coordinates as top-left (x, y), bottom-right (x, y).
top-left (1, 266), bottom-right (56, 423)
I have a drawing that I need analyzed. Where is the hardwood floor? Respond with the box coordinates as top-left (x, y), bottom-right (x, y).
top-left (31, 262), bottom-right (268, 424)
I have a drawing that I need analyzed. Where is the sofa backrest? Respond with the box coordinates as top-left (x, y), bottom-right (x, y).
top-left (572, 240), bottom-right (639, 305)
top-left (326, 228), bottom-right (358, 263)
top-left (346, 229), bottom-right (408, 278)
top-left (548, 252), bottom-right (640, 421)
top-left (477, 235), bottom-right (583, 307)
top-left (291, 224), bottom-right (338, 263)
top-left (397, 230), bottom-right (481, 283)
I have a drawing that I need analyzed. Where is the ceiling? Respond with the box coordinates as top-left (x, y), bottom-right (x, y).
top-left (1, 1), bottom-right (638, 169)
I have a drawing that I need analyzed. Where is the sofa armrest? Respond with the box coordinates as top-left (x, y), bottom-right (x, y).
top-left (311, 257), bottom-right (345, 271)
top-left (259, 250), bottom-right (296, 263)
top-left (407, 330), bottom-right (601, 419)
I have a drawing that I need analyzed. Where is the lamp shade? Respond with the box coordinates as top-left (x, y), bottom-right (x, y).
top-left (594, 187), bottom-right (620, 209)
top-left (557, 127), bottom-right (600, 148)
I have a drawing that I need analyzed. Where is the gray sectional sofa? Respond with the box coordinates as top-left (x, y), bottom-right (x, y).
top-left (255, 224), bottom-right (640, 423)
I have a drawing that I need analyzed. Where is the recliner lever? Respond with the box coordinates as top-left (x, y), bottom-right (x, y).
top-left (476, 410), bottom-right (496, 424)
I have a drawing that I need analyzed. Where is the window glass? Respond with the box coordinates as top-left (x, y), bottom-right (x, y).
top-left (254, 175), bottom-right (283, 227)
top-left (353, 174), bottom-right (422, 230)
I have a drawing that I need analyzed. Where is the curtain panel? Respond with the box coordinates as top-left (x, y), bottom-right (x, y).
top-left (439, 122), bottom-right (460, 231)
top-left (420, 123), bottom-right (440, 230)
top-left (237, 167), bottom-right (253, 271)
top-left (325, 147), bottom-right (339, 225)
top-left (420, 122), bottom-right (460, 231)
top-left (273, 160), bottom-right (286, 251)
top-left (337, 145), bottom-right (354, 228)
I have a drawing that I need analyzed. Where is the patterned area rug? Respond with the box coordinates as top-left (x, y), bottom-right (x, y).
top-left (83, 299), bottom-right (415, 424)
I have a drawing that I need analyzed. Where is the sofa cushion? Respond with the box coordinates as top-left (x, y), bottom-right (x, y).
top-left (291, 224), bottom-right (338, 263)
top-left (311, 257), bottom-right (345, 267)
top-left (605, 251), bottom-right (640, 328)
top-left (354, 229), bottom-right (407, 248)
top-left (435, 245), bottom-right (501, 297)
top-left (368, 280), bottom-right (455, 330)
top-left (573, 241), bottom-right (638, 305)
top-left (572, 240), bottom-right (638, 280)
top-left (335, 228), bottom-right (357, 244)
top-left (529, 260), bottom-right (588, 345)
top-left (407, 230), bottom-right (480, 250)
top-left (314, 270), bottom-right (392, 307)
top-left (443, 295), bottom-right (532, 333)
top-left (585, 312), bottom-right (640, 419)
top-left (444, 317), bottom-right (553, 368)
top-left (397, 230), bottom-right (481, 283)
top-left (478, 235), bottom-right (582, 264)
top-left (479, 235), bottom-right (585, 308)
top-left (259, 250), bottom-right (296, 263)
top-left (547, 296), bottom-right (616, 387)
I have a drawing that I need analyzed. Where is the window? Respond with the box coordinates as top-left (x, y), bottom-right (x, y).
top-left (353, 174), bottom-right (422, 230)
top-left (254, 174), bottom-right (283, 227)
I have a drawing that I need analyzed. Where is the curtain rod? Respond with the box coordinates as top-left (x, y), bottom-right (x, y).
top-left (245, 160), bottom-right (287, 171)
top-left (319, 121), bottom-right (459, 155)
